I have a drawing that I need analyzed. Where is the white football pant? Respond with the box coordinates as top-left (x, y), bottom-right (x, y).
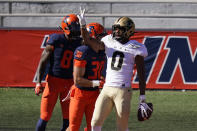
top-left (91, 86), bottom-right (132, 131)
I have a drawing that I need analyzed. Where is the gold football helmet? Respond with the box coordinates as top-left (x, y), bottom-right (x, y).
top-left (112, 17), bottom-right (135, 41)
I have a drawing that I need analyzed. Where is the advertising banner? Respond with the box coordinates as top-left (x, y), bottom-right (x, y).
top-left (0, 30), bottom-right (196, 89)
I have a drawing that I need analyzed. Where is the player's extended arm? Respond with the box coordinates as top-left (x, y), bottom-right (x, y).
top-left (135, 55), bottom-right (153, 121)
top-left (35, 45), bottom-right (53, 96)
top-left (73, 66), bottom-right (101, 88)
top-left (77, 8), bottom-right (105, 52)
top-left (135, 55), bottom-right (146, 100)
top-left (36, 45), bottom-right (53, 83)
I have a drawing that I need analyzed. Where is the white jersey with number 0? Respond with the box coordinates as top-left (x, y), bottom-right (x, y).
top-left (101, 34), bottom-right (148, 88)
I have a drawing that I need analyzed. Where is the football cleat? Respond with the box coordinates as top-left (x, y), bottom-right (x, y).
top-left (137, 102), bottom-right (153, 121)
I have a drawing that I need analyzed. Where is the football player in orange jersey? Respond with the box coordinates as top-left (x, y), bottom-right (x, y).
top-left (68, 23), bottom-right (106, 131)
top-left (35, 14), bottom-right (82, 131)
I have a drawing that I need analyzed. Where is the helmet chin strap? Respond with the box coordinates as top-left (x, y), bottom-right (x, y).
top-left (69, 31), bottom-right (81, 40)
top-left (64, 33), bottom-right (69, 40)
top-left (113, 32), bottom-right (129, 44)
top-left (62, 29), bottom-right (81, 41)
top-left (116, 38), bottom-right (129, 44)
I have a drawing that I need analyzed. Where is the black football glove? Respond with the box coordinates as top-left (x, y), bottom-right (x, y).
top-left (137, 102), bottom-right (153, 121)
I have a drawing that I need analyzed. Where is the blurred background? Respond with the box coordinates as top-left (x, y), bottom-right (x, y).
top-left (1, 0), bottom-right (197, 30)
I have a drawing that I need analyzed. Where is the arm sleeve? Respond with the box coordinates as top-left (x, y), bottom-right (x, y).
top-left (73, 46), bottom-right (88, 67)
top-left (133, 41), bottom-right (148, 58)
top-left (137, 44), bottom-right (148, 57)
top-left (46, 34), bottom-right (59, 47)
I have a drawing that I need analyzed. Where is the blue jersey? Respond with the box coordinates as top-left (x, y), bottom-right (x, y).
top-left (46, 33), bottom-right (82, 79)
top-left (74, 45), bottom-right (106, 90)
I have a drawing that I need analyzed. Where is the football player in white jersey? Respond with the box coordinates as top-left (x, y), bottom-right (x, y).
top-left (77, 8), bottom-right (153, 131)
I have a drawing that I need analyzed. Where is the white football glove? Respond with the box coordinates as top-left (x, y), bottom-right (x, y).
top-left (77, 7), bottom-right (86, 26)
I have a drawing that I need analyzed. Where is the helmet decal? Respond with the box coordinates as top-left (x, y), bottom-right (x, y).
top-left (86, 23), bottom-right (106, 39)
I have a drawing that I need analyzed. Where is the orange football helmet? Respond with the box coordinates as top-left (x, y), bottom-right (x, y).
top-left (86, 23), bottom-right (106, 39)
top-left (61, 14), bottom-right (80, 38)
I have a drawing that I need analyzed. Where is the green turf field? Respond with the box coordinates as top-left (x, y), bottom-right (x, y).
top-left (0, 88), bottom-right (197, 131)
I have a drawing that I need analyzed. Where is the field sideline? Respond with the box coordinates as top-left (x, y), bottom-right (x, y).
top-left (0, 88), bottom-right (197, 131)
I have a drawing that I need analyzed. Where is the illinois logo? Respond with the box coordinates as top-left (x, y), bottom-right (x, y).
top-left (132, 35), bottom-right (197, 89)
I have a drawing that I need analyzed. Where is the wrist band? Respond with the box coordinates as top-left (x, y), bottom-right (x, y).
top-left (139, 95), bottom-right (146, 101)
top-left (92, 80), bottom-right (100, 87)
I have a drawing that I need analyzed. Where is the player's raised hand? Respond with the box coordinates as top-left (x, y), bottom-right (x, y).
top-left (77, 7), bottom-right (86, 26)
top-left (35, 83), bottom-right (44, 96)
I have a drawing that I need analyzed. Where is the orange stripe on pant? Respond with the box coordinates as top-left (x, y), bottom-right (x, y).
top-left (40, 75), bottom-right (74, 121)
top-left (69, 86), bottom-right (99, 131)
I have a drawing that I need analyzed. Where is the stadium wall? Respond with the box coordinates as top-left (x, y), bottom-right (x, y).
top-left (1, 0), bottom-right (197, 30)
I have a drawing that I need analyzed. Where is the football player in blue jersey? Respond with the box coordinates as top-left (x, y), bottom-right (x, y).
top-left (68, 23), bottom-right (106, 131)
top-left (35, 14), bottom-right (82, 131)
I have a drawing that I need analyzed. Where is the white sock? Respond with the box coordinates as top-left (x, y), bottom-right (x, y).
top-left (92, 126), bottom-right (101, 131)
